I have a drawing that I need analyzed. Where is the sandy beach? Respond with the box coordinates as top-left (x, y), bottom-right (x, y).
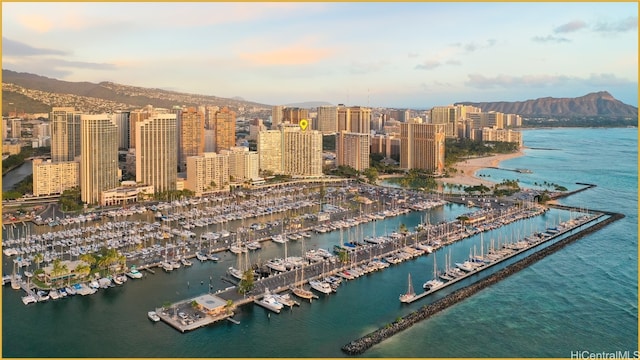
top-left (437, 149), bottom-right (525, 187)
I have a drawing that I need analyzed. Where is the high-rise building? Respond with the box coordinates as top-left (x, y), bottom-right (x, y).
top-left (317, 106), bottom-right (338, 134)
top-left (214, 107), bottom-right (236, 152)
top-left (337, 106), bottom-right (371, 134)
top-left (185, 152), bottom-right (229, 196)
top-left (257, 125), bottom-right (322, 177)
top-left (128, 108), bottom-right (151, 149)
top-left (136, 113), bottom-right (177, 193)
top-left (113, 111), bottom-right (130, 150)
top-left (220, 146), bottom-right (260, 183)
top-left (371, 134), bottom-right (401, 160)
top-left (80, 114), bottom-right (119, 204)
top-left (179, 107), bottom-right (205, 171)
top-left (481, 127), bottom-right (523, 146)
top-left (400, 120), bottom-right (445, 173)
top-left (10, 118), bottom-right (21, 139)
top-left (282, 124), bottom-right (322, 177)
top-left (336, 131), bottom-right (370, 171)
top-left (258, 130), bottom-right (283, 175)
top-left (337, 105), bottom-right (350, 133)
top-left (51, 107), bottom-right (81, 162)
top-left (349, 106), bottom-right (371, 134)
top-left (205, 106), bottom-right (220, 129)
top-left (32, 159), bottom-right (79, 196)
top-left (271, 105), bottom-right (285, 129)
top-left (283, 107), bottom-right (309, 125)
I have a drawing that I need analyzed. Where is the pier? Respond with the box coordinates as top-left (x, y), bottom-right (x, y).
top-left (403, 210), bottom-right (604, 303)
top-left (341, 207), bottom-right (624, 355)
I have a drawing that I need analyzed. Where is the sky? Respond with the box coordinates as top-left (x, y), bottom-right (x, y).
top-left (2, 2), bottom-right (638, 108)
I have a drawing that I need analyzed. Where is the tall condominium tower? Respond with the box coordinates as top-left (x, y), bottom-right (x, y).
top-left (214, 107), bottom-right (236, 152)
top-left (282, 107), bottom-right (309, 125)
top-left (128, 108), bottom-right (151, 149)
top-left (179, 107), bottom-right (205, 171)
top-left (317, 106), bottom-right (338, 134)
top-left (337, 105), bottom-right (371, 134)
top-left (257, 130), bottom-right (282, 175)
top-left (136, 113), bottom-right (177, 193)
top-left (80, 114), bottom-right (119, 204)
top-left (185, 152), bottom-right (230, 196)
top-left (113, 111), bottom-right (130, 150)
top-left (271, 105), bottom-right (285, 129)
top-left (400, 120), bottom-right (445, 173)
top-left (282, 124), bottom-right (322, 177)
top-left (51, 107), bottom-right (81, 162)
top-left (336, 131), bottom-right (370, 171)
top-left (257, 125), bottom-right (322, 177)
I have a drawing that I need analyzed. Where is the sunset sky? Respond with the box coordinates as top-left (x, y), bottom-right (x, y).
top-left (3, 2), bottom-right (638, 108)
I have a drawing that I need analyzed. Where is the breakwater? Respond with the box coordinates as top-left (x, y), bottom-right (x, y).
top-left (341, 209), bottom-right (625, 356)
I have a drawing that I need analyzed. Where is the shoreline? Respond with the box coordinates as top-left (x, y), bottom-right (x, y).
top-left (437, 149), bottom-right (526, 188)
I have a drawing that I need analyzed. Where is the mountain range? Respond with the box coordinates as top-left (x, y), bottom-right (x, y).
top-left (2, 69), bottom-right (637, 118)
top-left (456, 91), bottom-right (637, 117)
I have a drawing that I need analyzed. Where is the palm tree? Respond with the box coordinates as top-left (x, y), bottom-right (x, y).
top-left (224, 299), bottom-right (234, 315)
top-left (34, 253), bottom-right (44, 270)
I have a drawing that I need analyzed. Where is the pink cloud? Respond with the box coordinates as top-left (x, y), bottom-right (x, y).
top-left (239, 44), bottom-right (335, 66)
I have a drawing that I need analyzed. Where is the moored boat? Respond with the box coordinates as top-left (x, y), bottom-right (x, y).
top-left (148, 311), bottom-right (161, 322)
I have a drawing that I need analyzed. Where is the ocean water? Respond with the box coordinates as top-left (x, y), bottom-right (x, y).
top-left (2, 127), bottom-right (637, 357)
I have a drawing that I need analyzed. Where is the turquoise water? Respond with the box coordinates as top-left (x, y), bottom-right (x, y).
top-left (2, 128), bottom-right (637, 357)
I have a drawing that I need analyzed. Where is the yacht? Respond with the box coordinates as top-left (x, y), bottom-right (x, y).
top-left (309, 280), bottom-right (333, 294)
top-left (161, 262), bottom-right (174, 272)
top-left (126, 266), bottom-right (143, 279)
top-left (181, 258), bottom-right (193, 267)
top-left (196, 252), bottom-right (208, 262)
top-left (148, 311), bottom-right (161, 322)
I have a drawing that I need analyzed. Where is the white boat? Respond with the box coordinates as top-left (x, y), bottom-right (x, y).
top-left (309, 280), bottom-right (332, 294)
top-left (181, 258), bottom-right (193, 267)
top-left (148, 311), bottom-right (161, 322)
top-left (22, 294), bottom-right (37, 305)
top-left (49, 289), bottom-right (60, 300)
top-left (399, 273), bottom-right (416, 303)
top-left (424, 256), bottom-right (445, 291)
top-left (36, 290), bottom-right (50, 302)
top-left (228, 266), bottom-right (244, 280)
top-left (271, 234), bottom-right (287, 244)
top-left (196, 252), bottom-right (208, 262)
top-left (161, 262), bottom-right (173, 272)
top-left (170, 260), bottom-right (181, 269)
top-left (207, 254), bottom-right (220, 262)
top-left (65, 286), bottom-right (77, 296)
top-left (266, 258), bottom-right (287, 272)
top-left (126, 266), bottom-right (143, 279)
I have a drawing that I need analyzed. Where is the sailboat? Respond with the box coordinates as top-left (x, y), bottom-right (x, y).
top-left (423, 256), bottom-right (445, 291)
top-left (399, 272), bottom-right (416, 303)
top-left (291, 238), bottom-right (314, 300)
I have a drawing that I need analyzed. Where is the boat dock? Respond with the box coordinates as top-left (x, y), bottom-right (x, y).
top-left (342, 208), bottom-right (625, 355)
top-left (403, 211), bottom-right (605, 303)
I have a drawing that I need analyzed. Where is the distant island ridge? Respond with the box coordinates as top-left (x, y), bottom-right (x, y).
top-left (2, 69), bottom-right (637, 119)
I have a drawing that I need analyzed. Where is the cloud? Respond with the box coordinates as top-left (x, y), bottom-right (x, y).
top-left (3, 57), bottom-right (117, 80)
top-left (532, 35), bottom-right (571, 43)
top-left (445, 59), bottom-right (462, 66)
top-left (553, 20), bottom-right (587, 33)
top-left (458, 39), bottom-right (496, 53)
top-left (465, 73), bottom-right (635, 89)
top-left (408, 52), bottom-right (419, 58)
top-left (2, 37), bottom-right (69, 56)
top-left (239, 43), bottom-right (335, 66)
top-left (415, 60), bottom-right (442, 70)
top-left (350, 60), bottom-right (389, 75)
top-left (594, 16), bottom-right (638, 33)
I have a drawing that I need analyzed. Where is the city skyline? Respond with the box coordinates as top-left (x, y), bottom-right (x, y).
top-left (2, 2), bottom-right (638, 108)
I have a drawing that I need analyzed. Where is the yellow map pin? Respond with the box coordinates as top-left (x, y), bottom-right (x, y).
top-left (299, 119), bottom-right (309, 131)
